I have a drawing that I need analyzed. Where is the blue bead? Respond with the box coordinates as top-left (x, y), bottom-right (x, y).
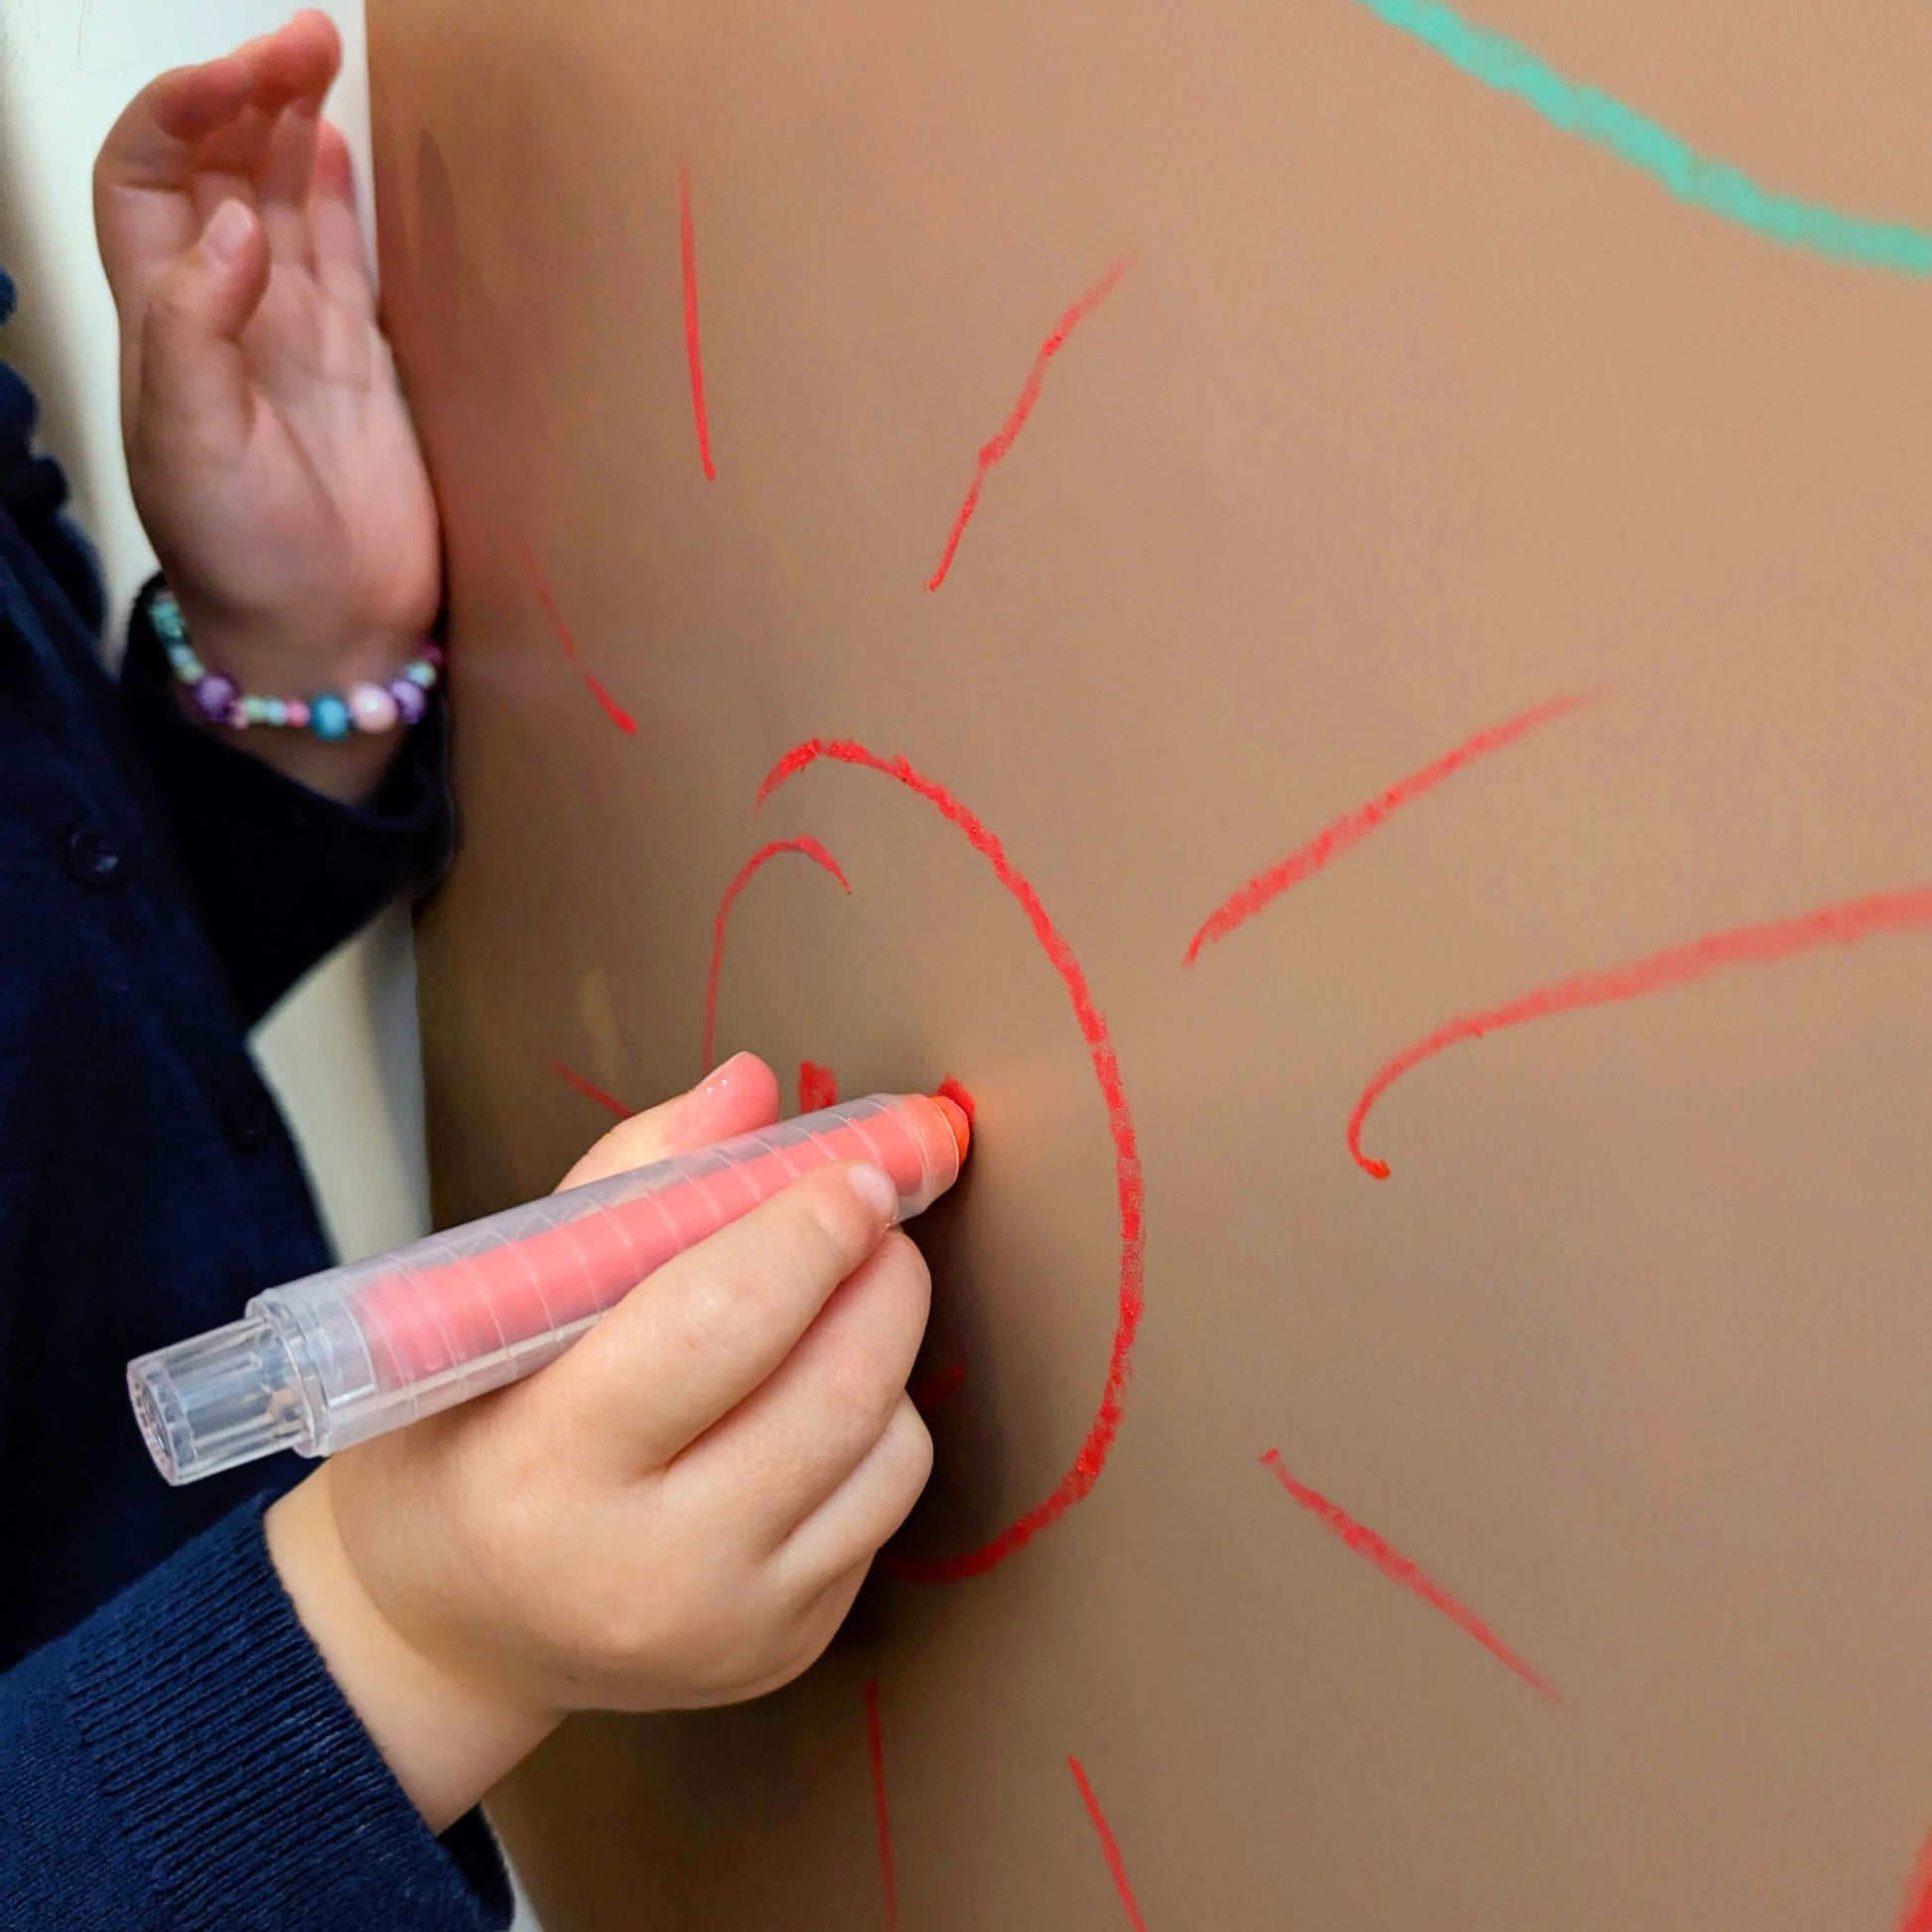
top-left (263, 699), bottom-right (288, 727)
top-left (308, 693), bottom-right (352, 742)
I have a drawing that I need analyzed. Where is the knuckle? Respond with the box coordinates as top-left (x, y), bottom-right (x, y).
top-left (875, 1230), bottom-right (932, 1310)
top-left (886, 1403), bottom-right (935, 1498)
top-left (818, 1333), bottom-right (905, 1437)
top-left (793, 1169), bottom-right (878, 1268)
top-left (672, 1264), bottom-right (771, 1367)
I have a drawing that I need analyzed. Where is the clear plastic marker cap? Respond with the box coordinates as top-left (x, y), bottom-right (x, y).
top-left (129, 1312), bottom-right (316, 1485)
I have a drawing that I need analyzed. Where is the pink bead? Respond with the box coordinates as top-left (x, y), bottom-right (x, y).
top-left (286, 700), bottom-right (310, 729)
top-left (346, 681), bottom-right (400, 734)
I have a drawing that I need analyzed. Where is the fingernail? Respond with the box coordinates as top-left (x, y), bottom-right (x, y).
top-left (848, 1163), bottom-right (898, 1221)
top-left (204, 201), bottom-right (254, 264)
top-left (670, 1050), bottom-right (765, 1143)
top-left (695, 1049), bottom-right (760, 1100)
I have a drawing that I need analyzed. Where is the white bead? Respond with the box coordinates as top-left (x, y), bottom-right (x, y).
top-left (346, 681), bottom-right (400, 734)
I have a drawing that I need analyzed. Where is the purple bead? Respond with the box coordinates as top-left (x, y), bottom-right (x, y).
top-left (193, 673), bottom-right (238, 723)
top-left (389, 677), bottom-right (429, 726)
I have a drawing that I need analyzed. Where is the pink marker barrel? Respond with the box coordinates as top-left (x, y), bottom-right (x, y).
top-left (266, 1092), bottom-right (969, 1453)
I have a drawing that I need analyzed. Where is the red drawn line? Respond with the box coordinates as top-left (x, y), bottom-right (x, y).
top-left (759, 739), bottom-right (1145, 1583)
top-left (1260, 1451), bottom-right (1559, 1700)
top-left (678, 162), bottom-right (717, 482)
top-left (701, 837), bottom-right (852, 1070)
top-left (924, 256), bottom-right (1133, 592)
top-left (798, 1058), bottom-right (840, 1113)
top-left (544, 1055), bottom-right (630, 1120)
top-left (864, 1680), bottom-right (898, 1932)
top-left (907, 1360), bottom-right (966, 1413)
top-left (1183, 691), bottom-right (1595, 965)
top-left (516, 542), bottom-right (638, 735)
top-left (1896, 1821), bottom-right (1932, 1932)
top-left (935, 1074), bottom-right (977, 1127)
top-left (1349, 885), bottom-right (1932, 1178)
top-left (1068, 1756), bottom-right (1151, 1932)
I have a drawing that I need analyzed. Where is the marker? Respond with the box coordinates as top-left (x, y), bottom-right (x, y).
top-left (129, 1093), bottom-right (971, 1485)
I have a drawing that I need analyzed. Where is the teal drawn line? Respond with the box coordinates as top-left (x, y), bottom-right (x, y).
top-left (1348, 0), bottom-right (1932, 276)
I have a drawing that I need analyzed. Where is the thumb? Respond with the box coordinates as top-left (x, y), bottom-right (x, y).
top-left (557, 1052), bottom-right (782, 1190)
top-left (133, 199), bottom-right (269, 459)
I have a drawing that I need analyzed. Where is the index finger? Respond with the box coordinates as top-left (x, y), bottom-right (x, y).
top-left (93, 58), bottom-right (252, 277)
top-left (529, 1162), bottom-right (901, 1474)
top-left (93, 16), bottom-right (341, 265)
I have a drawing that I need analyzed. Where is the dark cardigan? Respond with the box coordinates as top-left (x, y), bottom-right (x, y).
top-left (0, 291), bottom-right (510, 1928)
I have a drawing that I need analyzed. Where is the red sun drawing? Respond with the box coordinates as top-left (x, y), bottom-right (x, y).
top-left (516, 162), bottom-right (1932, 1932)
top-left (708, 737), bottom-right (1148, 1587)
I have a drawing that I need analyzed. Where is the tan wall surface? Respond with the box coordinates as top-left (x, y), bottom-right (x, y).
top-left (374, 0), bottom-right (1932, 1922)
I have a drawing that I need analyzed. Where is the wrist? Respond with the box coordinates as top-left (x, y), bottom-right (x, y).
top-left (162, 585), bottom-right (433, 710)
top-left (145, 580), bottom-right (439, 806)
top-left (186, 615), bottom-right (427, 698)
top-left (265, 1467), bottom-right (557, 1833)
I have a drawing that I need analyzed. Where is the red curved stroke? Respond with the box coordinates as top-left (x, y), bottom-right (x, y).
top-left (701, 838), bottom-right (852, 1070)
top-left (544, 1055), bottom-right (630, 1120)
top-left (924, 256), bottom-right (1133, 592)
top-left (1349, 885), bottom-right (1932, 1178)
top-left (864, 1681), bottom-right (898, 1932)
top-left (758, 738), bottom-right (1145, 1583)
top-left (1261, 1451), bottom-right (1558, 1700)
top-left (1897, 1823), bottom-right (1932, 1932)
top-left (1068, 1757), bottom-right (1151, 1932)
top-left (1182, 691), bottom-right (1594, 964)
top-left (516, 542), bottom-right (638, 736)
top-left (678, 162), bottom-right (717, 483)
top-left (797, 1059), bottom-right (840, 1113)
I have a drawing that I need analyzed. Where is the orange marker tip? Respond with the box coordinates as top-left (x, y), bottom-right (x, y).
top-left (933, 1093), bottom-right (971, 1163)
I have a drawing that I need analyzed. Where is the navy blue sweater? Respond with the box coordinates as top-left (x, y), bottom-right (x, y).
top-left (0, 286), bottom-right (510, 1928)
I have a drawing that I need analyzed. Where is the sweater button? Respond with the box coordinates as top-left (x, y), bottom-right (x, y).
top-left (222, 1090), bottom-right (279, 1156)
top-left (63, 823), bottom-right (126, 892)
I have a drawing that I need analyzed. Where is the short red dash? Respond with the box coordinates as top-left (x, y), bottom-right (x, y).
top-left (935, 1075), bottom-right (977, 1127)
top-left (1260, 1450), bottom-right (1558, 1699)
top-left (1348, 884), bottom-right (1932, 1178)
top-left (924, 256), bottom-right (1132, 592)
top-left (759, 738), bottom-right (1144, 1583)
top-left (516, 542), bottom-right (637, 735)
top-left (864, 1680), bottom-right (898, 1932)
top-left (1068, 1756), bottom-right (1150, 1931)
top-left (678, 162), bottom-right (716, 482)
top-left (798, 1059), bottom-right (840, 1113)
top-left (1183, 692), bottom-right (1594, 964)
top-left (908, 1360), bottom-right (966, 1413)
top-left (544, 1055), bottom-right (630, 1120)
top-left (702, 837), bottom-right (852, 1071)
top-left (1895, 1820), bottom-right (1932, 1932)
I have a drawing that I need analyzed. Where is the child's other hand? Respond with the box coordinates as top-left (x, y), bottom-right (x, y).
top-left (94, 13), bottom-right (438, 787)
top-left (265, 1054), bottom-right (936, 1830)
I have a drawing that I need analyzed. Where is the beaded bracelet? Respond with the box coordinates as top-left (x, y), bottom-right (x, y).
top-left (148, 586), bottom-right (442, 741)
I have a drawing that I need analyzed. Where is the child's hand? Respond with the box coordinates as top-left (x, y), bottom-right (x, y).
top-left (94, 13), bottom-right (439, 798)
top-left (265, 1055), bottom-right (936, 1830)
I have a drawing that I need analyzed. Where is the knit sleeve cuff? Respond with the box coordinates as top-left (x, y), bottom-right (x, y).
top-left (116, 575), bottom-right (456, 1025)
top-left (65, 1497), bottom-right (512, 1932)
